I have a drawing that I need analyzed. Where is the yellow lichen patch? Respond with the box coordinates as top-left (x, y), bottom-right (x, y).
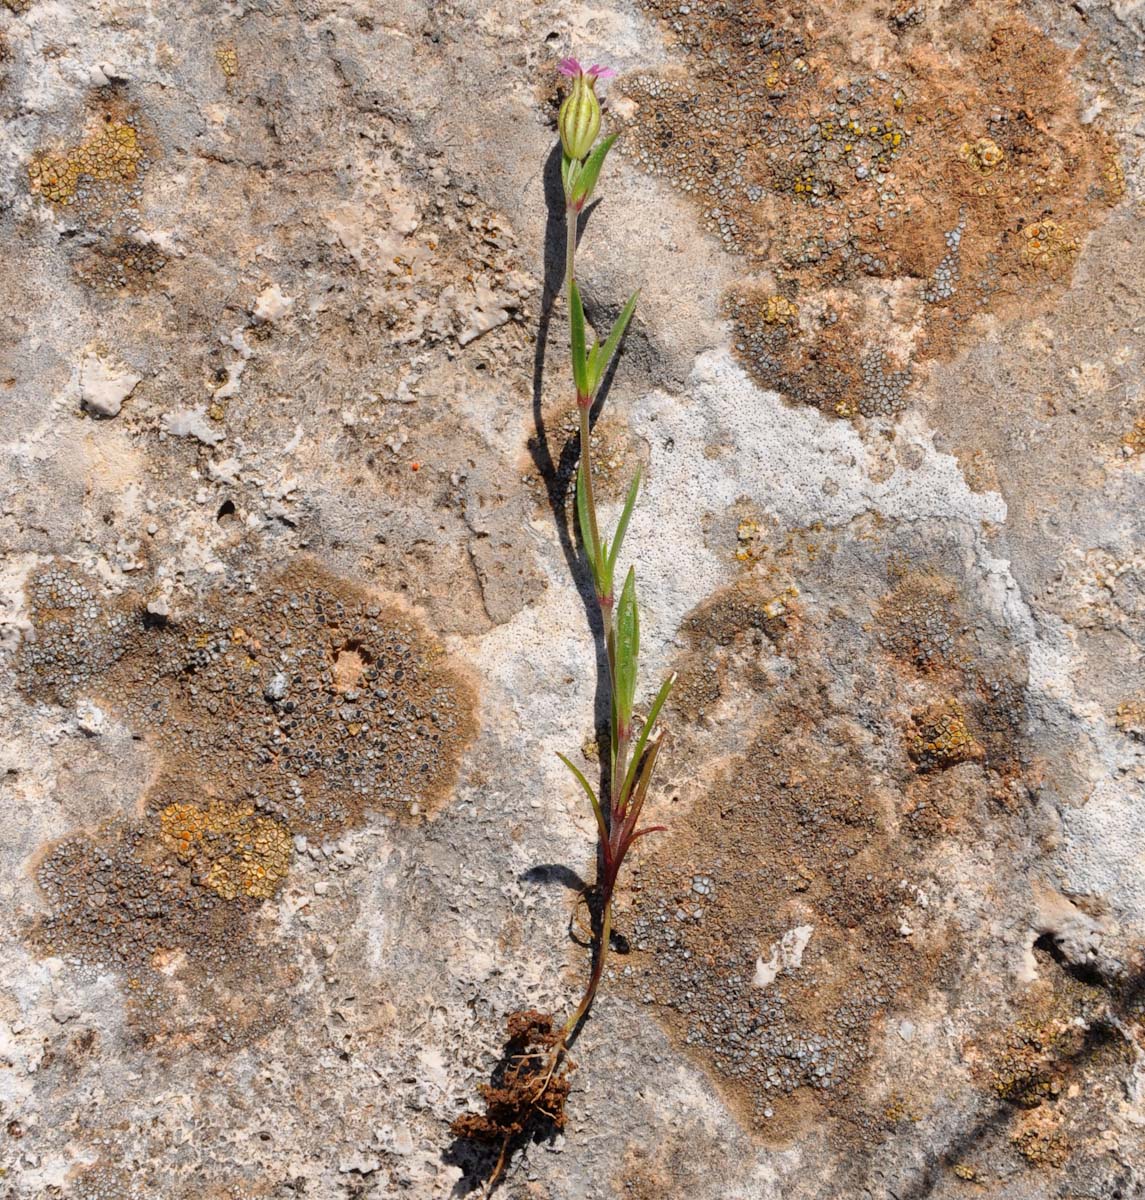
top-left (215, 44), bottom-right (238, 77)
top-left (1115, 699), bottom-right (1145, 740)
top-left (1120, 418), bottom-right (1145, 458)
top-left (159, 801), bottom-right (292, 901)
top-left (1021, 220), bottom-right (1079, 273)
top-left (762, 295), bottom-right (799, 326)
top-left (735, 519), bottom-right (762, 561)
top-left (907, 699), bottom-right (983, 771)
top-left (984, 1015), bottom-right (1079, 1107)
top-left (1103, 153), bottom-right (1127, 200)
top-left (959, 136), bottom-right (1006, 173)
top-left (1011, 1108), bottom-right (1069, 1168)
top-left (28, 120), bottom-right (145, 207)
top-left (883, 1093), bottom-right (920, 1125)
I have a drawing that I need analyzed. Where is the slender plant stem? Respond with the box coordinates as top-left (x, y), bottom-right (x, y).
top-left (565, 205), bottom-right (577, 296)
top-left (566, 199), bottom-right (618, 786)
top-left (578, 402), bottom-right (603, 569)
top-left (559, 883), bottom-right (612, 1041)
top-left (556, 195), bottom-right (621, 1052)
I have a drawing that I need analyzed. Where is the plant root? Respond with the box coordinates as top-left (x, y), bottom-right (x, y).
top-left (450, 1010), bottom-right (574, 1195)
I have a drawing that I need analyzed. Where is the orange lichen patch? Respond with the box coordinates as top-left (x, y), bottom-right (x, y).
top-left (29, 118), bottom-right (145, 206)
top-left (907, 699), bottom-right (984, 772)
top-left (159, 801), bottom-right (292, 901)
top-left (625, 0), bottom-right (1119, 417)
top-left (1020, 220), bottom-right (1079, 274)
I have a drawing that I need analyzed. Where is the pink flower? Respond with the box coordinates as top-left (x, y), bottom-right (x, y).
top-left (558, 57), bottom-right (616, 82)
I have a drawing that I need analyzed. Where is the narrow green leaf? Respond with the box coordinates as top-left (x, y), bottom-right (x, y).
top-left (607, 625), bottom-right (618, 775)
top-left (624, 732), bottom-right (663, 830)
top-left (587, 339), bottom-right (601, 388)
top-left (570, 280), bottom-right (589, 398)
top-left (570, 133), bottom-right (619, 208)
top-left (620, 671), bottom-right (676, 807)
top-left (561, 153), bottom-right (574, 195)
top-left (576, 461), bottom-right (597, 578)
top-left (556, 752), bottom-right (609, 848)
top-left (591, 290), bottom-right (639, 396)
top-left (606, 466), bottom-right (642, 577)
top-left (614, 566), bottom-right (639, 726)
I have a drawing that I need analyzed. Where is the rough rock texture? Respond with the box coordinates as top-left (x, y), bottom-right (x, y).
top-left (1, 1), bottom-right (1143, 1198)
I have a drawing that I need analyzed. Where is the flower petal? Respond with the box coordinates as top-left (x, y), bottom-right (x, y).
top-left (587, 64), bottom-right (616, 80)
top-left (558, 57), bottom-right (583, 77)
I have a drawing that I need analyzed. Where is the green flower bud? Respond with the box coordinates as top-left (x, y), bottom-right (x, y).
top-left (558, 69), bottom-right (602, 163)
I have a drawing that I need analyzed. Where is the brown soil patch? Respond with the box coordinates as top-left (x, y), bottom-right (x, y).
top-left (20, 559), bottom-right (475, 1007)
top-left (613, 532), bottom-right (1041, 1145)
top-left (620, 712), bottom-right (953, 1139)
top-left (624, 0), bottom-right (1122, 417)
top-left (19, 558), bottom-right (475, 838)
top-left (451, 1009), bottom-right (572, 1144)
